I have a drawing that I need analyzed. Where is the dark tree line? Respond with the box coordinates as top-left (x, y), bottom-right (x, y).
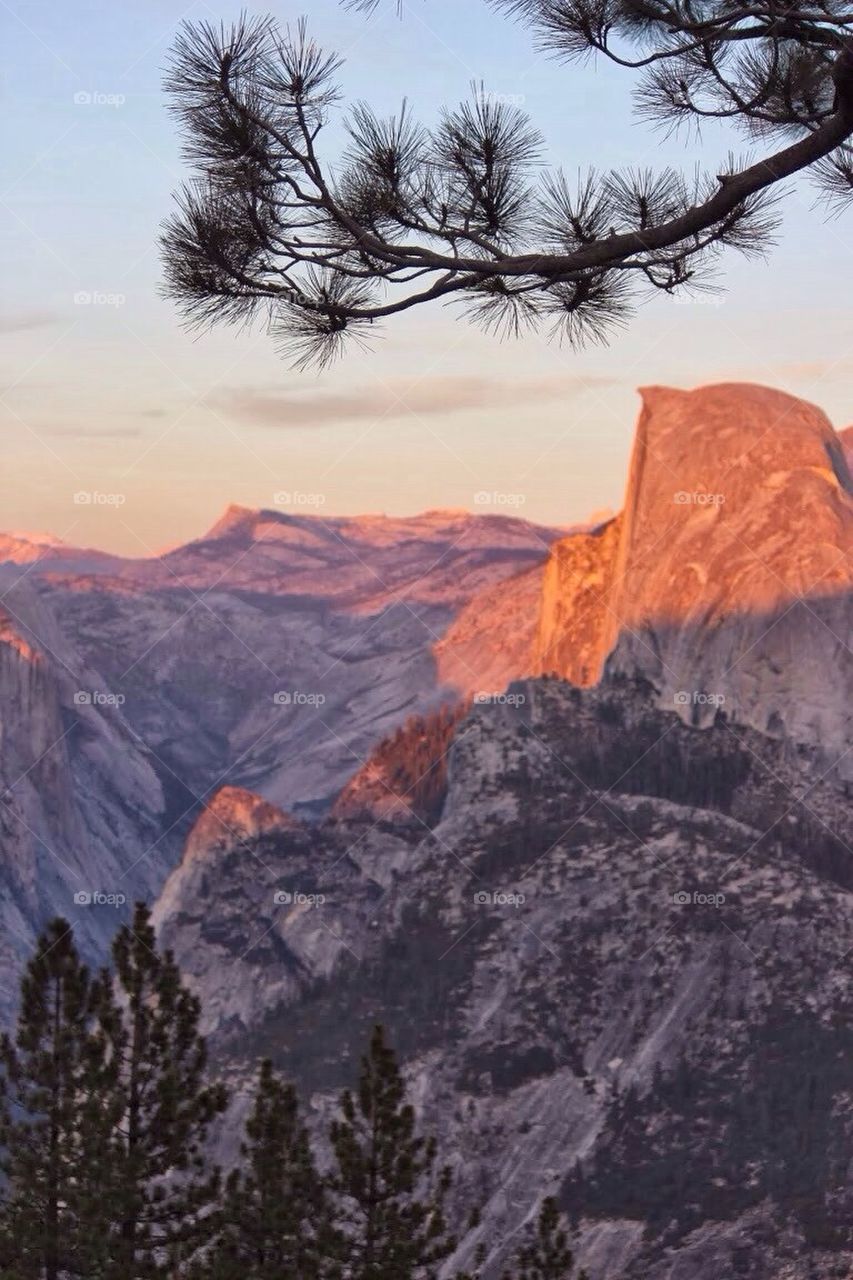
top-left (0, 906), bottom-right (587, 1280)
top-left (160, 1), bottom-right (853, 367)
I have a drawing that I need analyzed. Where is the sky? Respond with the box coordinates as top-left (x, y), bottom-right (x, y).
top-left (2, 0), bottom-right (853, 554)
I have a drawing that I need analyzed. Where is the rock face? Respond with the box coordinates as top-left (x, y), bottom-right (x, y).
top-left (841, 423), bottom-right (853, 466)
top-left (535, 515), bottom-right (623, 685)
top-left (0, 573), bottom-right (174, 1018)
top-left (2, 507), bottom-right (563, 818)
top-left (154, 674), bottom-right (853, 1279)
top-left (182, 786), bottom-right (299, 865)
top-left (534, 384), bottom-right (853, 768)
top-left (434, 564), bottom-right (544, 697)
top-left (6, 382), bottom-right (853, 1274)
top-left (0, 509), bottom-right (563, 997)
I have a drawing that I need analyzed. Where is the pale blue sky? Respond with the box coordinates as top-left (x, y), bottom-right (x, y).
top-left (2, 0), bottom-right (852, 552)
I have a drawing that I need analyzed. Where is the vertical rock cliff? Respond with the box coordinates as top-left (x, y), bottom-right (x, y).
top-left (534, 383), bottom-right (853, 764)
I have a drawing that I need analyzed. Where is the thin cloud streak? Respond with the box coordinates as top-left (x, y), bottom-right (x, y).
top-left (0, 311), bottom-right (60, 335)
top-left (209, 373), bottom-right (621, 429)
top-left (39, 426), bottom-right (144, 440)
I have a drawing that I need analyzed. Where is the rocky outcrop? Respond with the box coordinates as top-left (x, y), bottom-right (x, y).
top-left (153, 674), bottom-right (853, 1279)
top-left (183, 786), bottom-right (299, 864)
top-left (535, 383), bottom-right (853, 767)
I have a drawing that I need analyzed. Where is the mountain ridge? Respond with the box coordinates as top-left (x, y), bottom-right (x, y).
top-left (153, 672), bottom-right (853, 1279)
top-left (2, 379), bottom-right (851, 1016)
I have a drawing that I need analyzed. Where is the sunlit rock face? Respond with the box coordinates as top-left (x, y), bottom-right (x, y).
top-left (535, 384), bottom-right (853, 766)
top-left (182, 785), bottom-right (300, 865)
top-left (330, 704), bottom-right (466, 827)
top-left (434, 563), bottom-right (545, 698)
top-left (535, 514), bottom-right (623, 685)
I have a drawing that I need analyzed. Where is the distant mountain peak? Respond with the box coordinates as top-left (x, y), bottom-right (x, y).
top-left (6, 530), bottom-right (65, 547)
top-left (204, 503), bottom-right (259, 539)
top-left (0, 531), bottom-right (67, 564)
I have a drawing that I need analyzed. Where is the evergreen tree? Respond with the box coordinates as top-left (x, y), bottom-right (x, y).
top-left (503, 1198), bottom-right (586, 1280)
top-left (106, 902), bottom-right (228, 1278)
top-left (0, 918), bottom-right (119, 1280)
top-left (198, 1058), bottom-right (331, 1280)
top-left (328, 1023), bottom-right (459, 1280)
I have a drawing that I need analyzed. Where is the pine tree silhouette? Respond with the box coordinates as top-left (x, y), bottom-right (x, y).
top-left (0, 919), bottom-right (119, 1280)
top-left (503, 1198), bottom-right (587, 1280)
top-left (107, 902), bottom-right (228, 1278)
top-left (197, 1058), bottom-right (333, 1279)
top-left (328, 1023), bottom-right (461, 1280)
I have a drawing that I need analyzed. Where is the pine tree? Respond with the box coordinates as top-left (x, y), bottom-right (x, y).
top-left (0, 918), bottom-right (119, 1280)
top-left (197, 1058), bottom-right (332, 1280)
top-left (328, 1023), bottom-right (459, 1280)
top-left (106, 902), bottom-right (228, 1278)
top-left (503, 1198), bottom-right (586, 1280)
